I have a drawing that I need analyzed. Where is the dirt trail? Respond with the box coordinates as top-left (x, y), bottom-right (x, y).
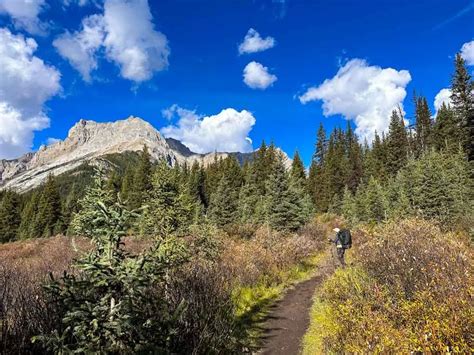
top-left (258, 255), bottom-right (333, 355)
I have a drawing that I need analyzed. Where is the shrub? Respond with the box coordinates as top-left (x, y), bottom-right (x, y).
top-left (304, 219), bottom-right (473, 354)
top-left (168, 261), bottom-right (239, 354)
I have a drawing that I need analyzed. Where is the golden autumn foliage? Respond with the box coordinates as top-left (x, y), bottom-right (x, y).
top-left (304, 219), bottom-right (473, 354)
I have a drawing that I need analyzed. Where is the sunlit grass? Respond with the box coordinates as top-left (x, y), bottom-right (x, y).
top-left (232, 252), bottom-right (326, 349)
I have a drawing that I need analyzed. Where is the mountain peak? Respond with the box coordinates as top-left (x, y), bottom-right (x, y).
top-left (0, 117), bottom-right (285, 192)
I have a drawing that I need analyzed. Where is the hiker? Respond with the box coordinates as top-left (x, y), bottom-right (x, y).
top-left (328, 227), bottom-right (352, 266)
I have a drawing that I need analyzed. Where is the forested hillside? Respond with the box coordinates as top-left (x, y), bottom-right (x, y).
top-left (0, 52), bottom-right (472, 354)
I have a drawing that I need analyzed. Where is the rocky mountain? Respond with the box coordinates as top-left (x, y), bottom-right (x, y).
top-left (0, 116), bottom-right (291, 193)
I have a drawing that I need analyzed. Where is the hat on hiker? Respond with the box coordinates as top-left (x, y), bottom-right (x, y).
top-left (333, 227), bottom-right (340, 233)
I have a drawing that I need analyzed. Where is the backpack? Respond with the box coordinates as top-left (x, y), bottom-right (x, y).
top-left (338, 229), bottom-right (352, 249)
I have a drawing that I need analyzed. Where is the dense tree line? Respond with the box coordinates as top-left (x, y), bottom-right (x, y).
top-left (0, 53), bottom-right (472, 243)
top-left (308, 54), bottom-right (473, 225)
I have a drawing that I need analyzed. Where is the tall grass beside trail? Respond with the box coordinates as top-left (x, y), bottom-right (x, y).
top-left (303, 219), bottom-right (473, 354)
top-left (0, 216), bottom-right (330, 354)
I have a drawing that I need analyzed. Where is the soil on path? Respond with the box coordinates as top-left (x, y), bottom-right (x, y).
top-left (258, 256), bottom-right (334, 355)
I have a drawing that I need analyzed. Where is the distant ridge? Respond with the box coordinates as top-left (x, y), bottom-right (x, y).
top-left (0, 117), bottom-right (291, 192)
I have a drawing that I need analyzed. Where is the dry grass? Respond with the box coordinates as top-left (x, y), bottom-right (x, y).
top-left (0, 217), bottom-right (330, 353)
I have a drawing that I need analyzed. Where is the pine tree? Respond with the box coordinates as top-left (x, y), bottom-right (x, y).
top-left (451, 53), bottom-right (474, 160)
top-left (0, 190), bottom-right (21, 243)
top-left (386, 109), bottom-right (409, 175)
top-left (33, 174), bottom-right (62, 237)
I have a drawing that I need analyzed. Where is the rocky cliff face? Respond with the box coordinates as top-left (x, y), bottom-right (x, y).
top-left (0, 116), bottom-right (291, 192)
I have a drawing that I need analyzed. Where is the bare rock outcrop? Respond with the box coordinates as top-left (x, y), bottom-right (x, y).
top-left (0, 116), bottom-right (268, 192)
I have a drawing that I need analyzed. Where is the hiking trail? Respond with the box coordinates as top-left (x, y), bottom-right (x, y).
top-left (257, 253), bottom-right (334, 355)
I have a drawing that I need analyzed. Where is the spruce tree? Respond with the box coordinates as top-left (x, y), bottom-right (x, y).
top-left (322, 128), bottom-right (348, 210)
top-left (308, 123), bottom-right (328, 210)
top-left (238, 165), bottom-right (260, 224)
top-left (433, 103), bottom-right (461, 152)
top-left (314, 123), bottom-right (327, 164)
top-left (221, 156), bottom-right (243, 193)
top-left (290, 150), bottom-right (306, 185)
top-left (386, 109), bottom-right (409, 175)
top-left (414, 96), bottom-right (432, 155)
top-left (363, 176), bottom-right (387, 223)
top-left (140, 161), bottom-right (193, 237)
top-left (18, 190), bottom-right (40, 239)
top-left (128, 146), bottom-right (152, 210)
top-left (188, 161), bottom-right (208, 209)
top-left (398, 149), bottom-right (471, 225)
top-left (345, 122), bottom-right (364, 192)
top-left (120, 165), bottom-right (134, 203)
top-left (451, 53), bottom-right (474, 160)
top-left (71, 170), bottom-right (118, 238)
top-left (37, 169), bottom-right (188, 353)
top-left (289, 151), bottom-right (313, 226)
top-left (265, 153), bottom-right (301, 231)
top-left (61, 183), bottom-right (82, 235)
top-left (204, 155), bottom-right (222, 201)
top-left (0, 190), bottom-right (21, 243)
top-left (33, 174), bottom-right (62, 237)
top-left (341, 186), bottom-right (357, 224)
top-left (208, 176), bottom-right (238, 227)
top-left (364, 131), bottom-right (386, 182)
top-left (385, 173), bottom-right (412, 220)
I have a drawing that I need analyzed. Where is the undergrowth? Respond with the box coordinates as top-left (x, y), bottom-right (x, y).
top-left (303, 219), bottom-right (473, 354)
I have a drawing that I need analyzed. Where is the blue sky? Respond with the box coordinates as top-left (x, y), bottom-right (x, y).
top-left (0, 0), bottom-right (473, 164)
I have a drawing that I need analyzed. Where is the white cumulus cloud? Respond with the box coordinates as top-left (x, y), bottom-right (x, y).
top-left (460, 40), bottom-right (474, 66)
top-left (0, 28), bottom-right (61, 159)
top-left (433, 88), bottom-right (452, 116)
top-left (243, 61), bottom-right (277, 89)
top-left (299, 58), bottom-right (411, 142)
top-left (53, 14), bottom-right (105, 82)
top-left (161, 106), bottom-right (256, 154)
top-left (0, 0), bottom-right (46, 34)
top-left (238, 28), bottom-right (275, 54)
top-left (54, 0), bottom-right (170, 83)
